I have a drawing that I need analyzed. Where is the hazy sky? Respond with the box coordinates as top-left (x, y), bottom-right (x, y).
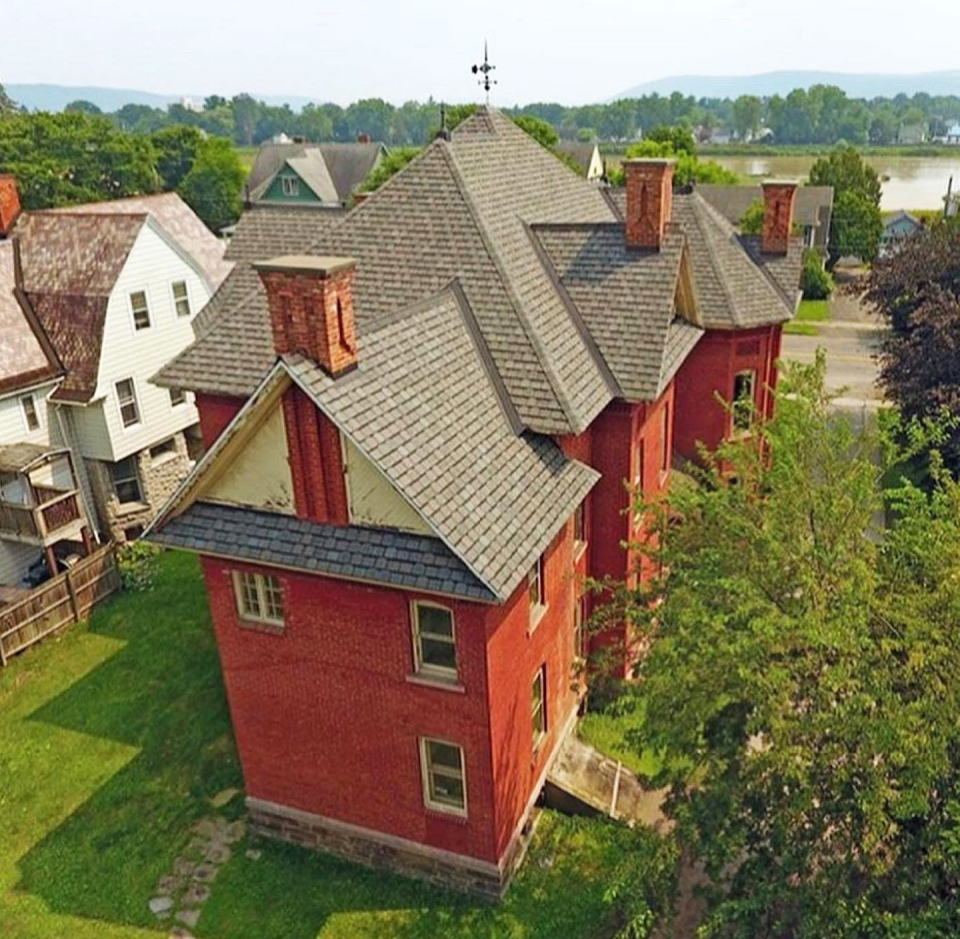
top-left (5, 0), bottom-right (960, 105)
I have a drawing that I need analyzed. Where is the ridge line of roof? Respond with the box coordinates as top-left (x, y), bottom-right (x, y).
top-left (445, 278), bottom-right (525, 436)
top-left (523, 221), bottom-right (623, 400)
top-left (438, 141), bottom-right (578, 434)
top-left (686, 193), bottom-right (747, 328)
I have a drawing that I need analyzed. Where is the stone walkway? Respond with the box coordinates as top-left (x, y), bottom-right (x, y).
top-left (148, 796), bottom-right (250, 939)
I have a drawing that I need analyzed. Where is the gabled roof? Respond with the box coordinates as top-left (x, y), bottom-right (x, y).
top-left (248, 142), bottom-right (386, 205)
top-left (531, 222), bottom-right (701, 401)
top-left (554, 142), bottom-right (600, 175)
top-left (605, 189), bottom-right (800, 328)
top-left (152, 283), bottom-right (599, 602)
top-left (50, 192), bottom-right (233, 289)
top-left (0, 241), bottom-right (61, 396)
top-left (697, 184), bottom-right (834, 229)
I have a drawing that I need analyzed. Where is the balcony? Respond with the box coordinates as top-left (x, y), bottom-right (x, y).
top-left (0, 445), bottom-right (89, 548)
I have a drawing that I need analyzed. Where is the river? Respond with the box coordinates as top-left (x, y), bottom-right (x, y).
top-left (710, 154), bottom-right (960, 211)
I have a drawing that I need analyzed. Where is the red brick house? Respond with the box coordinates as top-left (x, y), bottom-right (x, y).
top-left (147, 109), bottom-right (801, 897)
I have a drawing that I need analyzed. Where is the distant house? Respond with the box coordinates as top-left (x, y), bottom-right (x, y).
top-left (1, 182), bottom-right (233, 545)
top-left (897, 124), bottom-right (927, 145)
top-left (554, 142), bottom-right (604, 181)
top-left (246, 139), bottom-right (387, 207)
top-left (881, 210), bottom-right (924, 255)
top-left (698, 184), bottom-right (834, 250)
top-left (946, 123), bottom-right (960, 145)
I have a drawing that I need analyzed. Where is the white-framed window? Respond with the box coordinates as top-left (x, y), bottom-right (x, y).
top-left (419, 737), bottom-right (467, 816)
top-left (20, 394), bottom-right (40, 432)
top-left (528, 554), bottom-right (545, 625)
top-left (129, 290), bottom-right (151, 331)
top-left (172, 281), bottom-right (191, 317)
top-left (732, 370), bottom-right (757, 433)
top-left (233, 570), bottom-right (285, 627)
top-left (110, 456), bottom-right (142, 504)
top-left (115, 378), bottom-right (140, 428)
top-left (411, 601), bottom-right (457, 679)
top-left (169, 386), bottom-right (187, 407)
top-left (281, 175), bottom-right (300, 197)
top-left (531, 666), bottom-right (547, 749)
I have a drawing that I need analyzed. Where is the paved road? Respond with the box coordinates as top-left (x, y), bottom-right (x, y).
top-left (780, 324), bottom-right (884, 404)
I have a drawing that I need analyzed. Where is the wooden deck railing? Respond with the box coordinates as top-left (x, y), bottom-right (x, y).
top-left (0, 544), bottom-right (120, 666)
top-left (0, 489), bottom-right (82, 544)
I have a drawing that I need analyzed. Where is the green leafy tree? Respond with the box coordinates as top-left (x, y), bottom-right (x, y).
top-left (608, 135), bottom-right (738, 188)
top-left (0, 82), bottom-right (18, 115)
top-left (645, 124), bottom-right (695, 155)
top-left (512, 115), bottom-right (559, 148)
top-left (596, 357), bottom-right (960, 939)
top-left (809, 147), bottom-right (883, 267)
top-left (65, 99), bottom-right (102, 115)
top-left (204, 95), bottom-right (227, 111)
top-left (731, 95), bottom-right (762, 140)
top-left (358, 146), bottom-right (420, 193)
top-left (861, 222), bottom-right (960, 470)
top-left (151, 124), bottom-right (205, 190)
top-left (0, 112), bottom-right (159, 207)
top-left (799, 246), bottom-right (835, 299)
top-left (114, 103), bottom-right (169, 134)
top-left (177, 136), bottom-right (245, 232)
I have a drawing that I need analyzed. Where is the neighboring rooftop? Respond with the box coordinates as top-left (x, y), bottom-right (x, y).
top-left (697, 183), bottom-right (834, 234)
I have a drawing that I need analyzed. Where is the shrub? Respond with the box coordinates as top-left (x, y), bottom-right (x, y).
top-left (117, 541), bottom-right (163, 591)
top-left (800, 247), bottom-right (835, 299)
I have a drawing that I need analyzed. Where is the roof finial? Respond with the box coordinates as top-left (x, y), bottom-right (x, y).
top-left (436, 102), bottom-right (450, 141)
top-left (471, 40), bottom-right (497, 105)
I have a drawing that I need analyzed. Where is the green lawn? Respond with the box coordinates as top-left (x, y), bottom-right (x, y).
top-left (784, 299), bottom-right (831, 335)
top-left (578, 698), bottom-right (662, 779)
top-left (0, 551), bottom-right (661, 939)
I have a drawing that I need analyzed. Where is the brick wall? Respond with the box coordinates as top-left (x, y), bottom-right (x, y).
top-left (196, 393), bottom-right (245, 449)
top-left (672, 325), bottom-right (781, 462)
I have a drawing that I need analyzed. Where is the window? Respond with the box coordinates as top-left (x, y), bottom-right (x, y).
top-left (411, 602), bottom-right (457, 679)
top-left (169, 386), bottom-right (187, 407)
top-left (573, 501), bottom-right (586, 550)
top-left (660, 402), bottom-right (670, 475)
top-left (233, 571), bottom-right (285, 627)
top-left (634, 438), bottom-right (645, 491)
top-left (116, 379), bottom-right (140, 428)
top-left (420, 738), bottom-right (467, 815)
top-left (110, 456), bottom-right (142, 504)
top-left (150, 438), bottom-right (177, 463)
top-left (733, 370), bottom-right (756, 433)
top-left (574, 595), bottom-right (587, 660)
top-left (172, 281), bottom-right (191, 317)
top-left (281, 175), bottom-right (300, 197)
top-left (531, 666), bottom-right (546, 749)
top-left (528, 554), bottom-right (545, 623)
top-left (130, 291), bottom-right (151, 330)
top-left (20, 394), bottom-right (39, 432)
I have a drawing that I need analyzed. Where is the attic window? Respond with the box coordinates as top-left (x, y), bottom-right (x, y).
top-left (130, 291), bottom-right (151, 330)
top-left (281, 176), bottom-right (300, 197)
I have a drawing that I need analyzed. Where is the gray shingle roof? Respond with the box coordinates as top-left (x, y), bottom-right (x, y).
top-left (284, 283), bottom-right (599, 600)
top-left (531, 221), bottom-right (702, 401)
top-left (151, 500), bottom-right (496, 602)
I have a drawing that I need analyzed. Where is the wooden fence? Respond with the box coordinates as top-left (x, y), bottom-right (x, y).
top-left (0, 543), bottom-right (120, 666)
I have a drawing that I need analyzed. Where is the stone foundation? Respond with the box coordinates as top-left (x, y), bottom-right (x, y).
top-left (87, 431), bottom-right (194, 542)
top-left (247, 797), bottom-right (539, 900)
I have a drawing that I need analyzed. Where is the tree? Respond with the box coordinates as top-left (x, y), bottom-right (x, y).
top-left (731, 95), bottom-right (762, 141)
top-left (860, 222), bottom-right (960, 469)
top-left (65, 99), bottom-right (102, 115)
top-left (0, 112), bottom-right (159, 207)
top-left (0, 82), bottom-right (17, 115)
top-left (176, 136), bottom-right (244, 232)
top-left (645, 124), bottom-right (696, 155)
top-left (608, 135), bottom-right (738, 188)
top-left (596, 358), bottom-right (960, 938)
top-left (358, 146), bottom-right (420, 193)
top-left (809, 147), bottom-right (883, 267)
top-left (114, 103), bottom-right (168, 134)
top-left (204, 95), bottom-right (227, 111)
top-left (151, 125), bottom-right (205, 190)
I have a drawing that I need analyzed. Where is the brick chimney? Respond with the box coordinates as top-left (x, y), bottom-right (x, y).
top-left (254, 256), bottom-right (358, 377)
top-left (623, 159), bottom-right (674, 251)
top-left (761, 181), bottom-right (798, 255)
top-left (0, 175), bottom-right (21, 238)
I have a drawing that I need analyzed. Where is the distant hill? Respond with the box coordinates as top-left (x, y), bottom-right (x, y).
top-left (6, 83), bottom-right (320, 113)
top-left (611, 70), bottom-right (960, 101)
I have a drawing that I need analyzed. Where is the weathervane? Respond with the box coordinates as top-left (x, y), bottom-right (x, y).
top-left (471, 41), bottom-right (497, 103)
